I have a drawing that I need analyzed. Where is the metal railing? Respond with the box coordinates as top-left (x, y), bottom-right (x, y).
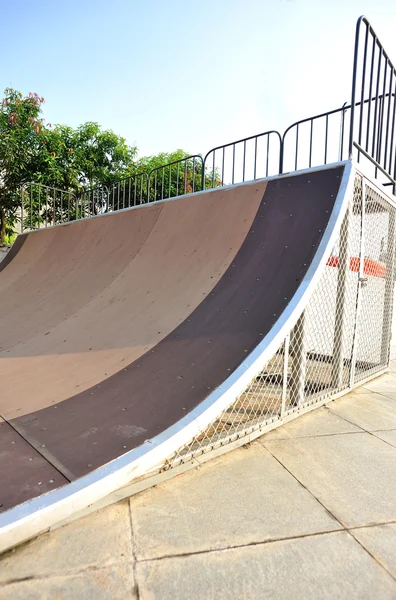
top-left (350, 16), bottom-right (396, 190)
top-left (107, 173), bottom-right (148, 211)
top-left (148, 155), bottom-right (203, 202)
top-left (16, 16), bottom-right (396, 233)
top-left (202, 130), bottom-right (282, 189)
top-left (281, 104), bottom-right (350, 173)
top-left (20, 184), bottom-right (78, 231)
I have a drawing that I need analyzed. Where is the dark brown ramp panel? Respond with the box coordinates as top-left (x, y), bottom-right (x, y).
top-left (0, 163), bottom-right (349, 550)
top-left (0, 419), bottom-right (68, 512)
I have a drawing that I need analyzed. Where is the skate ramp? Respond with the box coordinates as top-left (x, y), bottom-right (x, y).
top-left (0, 162), bottom-right (351, 551)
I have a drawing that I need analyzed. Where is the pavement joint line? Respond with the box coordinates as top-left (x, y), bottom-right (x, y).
top-left (263, 432), bottom-right (368, 442)
top-left (346, 529), bottom-right (396, 583)
top-left (3, 521), bottom-right (396, 586)
top-left (371, 428), bottom-right (396, 432)
top-left (326, 406), bottom-right (396, 450)
top-left (133, 528), bottom-right (345, 564)
top-left (259, 439), bottom-right (348, 529)
top-left (262, 430), bottom-right (367, 441)
top-left (0, 560), bottom-right (135, 588)
top-left (128, 500), bottom-right (141, 600)
top-left (360, 387), bottom-right (396, 404)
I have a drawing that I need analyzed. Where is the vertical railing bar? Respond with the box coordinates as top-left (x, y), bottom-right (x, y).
top-left (212, 151), bottom-right (215, 188)
top-left (38, 185), bottom-right (41, 229)
top-left (309, 119), bottom-right (313, 168)
top-left (371, 44), bottom-right (382, 159)
top-left (161, 167), bottom-right (165, 200)
top-left (169, 164), bottom-right (172, 198)
top-left (365, 35), bottom-right (376, 153)
top-left (232, 144), bottom-right (235, 184)
top-left (377, 61), bottom-right (388, 167)
top-left (192, 157), bottom-right (195, 193)
top-left (176, 162), bottom-right (180, 196)
top-left (254, 137), bottom-right (257, 180)
top-left (324, 114), bottom-right (328, 164)
top-left (221, 148), bottom-right (225, 186)
top-left (21, 185), bottom-right (24, 232)
top-left (53, 188), bottom-right (56, 225)
top-left (295, 124), bottom-right (299, 171)
top-left (184, 160), bottom-right (187, 195)
top-left (339, 106), bottom-right (345, 160)
top-left (266, 135), bottom-right (270, 176)
top-left (30, 184), bottom-right (33, 230)
top-left (383, 72), bottom-right (393, 171)
top-left (390, 81), bottom-right (396, 177)
top-left (242, 140), bottom-right (246, 182)
top-left (358, 26), bottom-right (369, 152)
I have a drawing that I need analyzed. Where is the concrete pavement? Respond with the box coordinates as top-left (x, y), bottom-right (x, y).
top-left (0, 361), bottom-right (395, 598)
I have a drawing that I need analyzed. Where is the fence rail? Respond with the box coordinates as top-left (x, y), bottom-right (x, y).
top-left (350, 16), bottom-right (396, 189)
top-left (16, 16), bottom-right (396, 233)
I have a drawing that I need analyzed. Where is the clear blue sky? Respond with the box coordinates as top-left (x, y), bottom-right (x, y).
top-left (1, 0), bottom-right (396, 159)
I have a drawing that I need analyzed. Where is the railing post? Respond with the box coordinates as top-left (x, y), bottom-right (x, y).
top-left (349, 178), bottom-right (366, 388)
top-left (380, 207), bottom-right (396, 364)
top-left (289, 312), bottom-right (307, 408)
top-left (349, 17), bottom-right (365, 158)
top-left (331, 201), bottom-right (351, 390)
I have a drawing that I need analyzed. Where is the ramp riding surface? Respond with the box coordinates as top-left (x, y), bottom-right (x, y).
top-left (0, 163), bottom-right (349, 549)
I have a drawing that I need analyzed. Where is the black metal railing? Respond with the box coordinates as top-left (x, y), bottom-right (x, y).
top-left (17, 16), bottom-right (396, 233)
top-left (350, 16), bottom-right (396, 188)
top-left (202, 131), bottom-right (281, 189)
top-left (79, 184), bottom-right (110, 218)
top-left (20, 184), bottom-right (78, 230)
top-left (281, 104), bottom-right (349, 173)
top-left (148, 155), bottom-right (204, 202)
top-left (107, 173), bottom-right (148, 211)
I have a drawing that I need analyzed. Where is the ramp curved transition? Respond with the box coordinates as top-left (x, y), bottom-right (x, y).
top-left (0, 162), bottom-right (351, 551)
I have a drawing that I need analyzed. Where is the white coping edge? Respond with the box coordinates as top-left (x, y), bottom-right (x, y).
top-left (0, 159), bottom-right (354, 553)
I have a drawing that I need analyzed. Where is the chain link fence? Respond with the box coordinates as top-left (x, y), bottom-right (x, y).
top-left (165, 173), bottom-right (396, 469)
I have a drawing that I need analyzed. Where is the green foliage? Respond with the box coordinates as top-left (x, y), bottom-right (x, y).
top-left (0, 89), bottom-right (138, 241)
top-left (0, 89), bottom-right (45, 241)
top-left (0, 89), bottom-right (220, 241)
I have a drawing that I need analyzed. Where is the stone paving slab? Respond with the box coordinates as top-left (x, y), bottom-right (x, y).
top-left (0, 501), bottom-right (132, 583)
top-left (0, 564), bottom-right (136, 600)
top-left (328, 390), bottom-right (396, 431)
top-left (263, 406), bottom-right (362, 440)
top-left (372, 429), bottom-right (396, 447)
top-left (262, 432), bottom-right (396, 528)
top-left (136, 531), bottom-right (396, 600)
top-left (351, 523), bottom-right (396, 579)
top-left (362, 372), bottom-right (396, 399)
top-left (130, 441), bottom-right (341, 560)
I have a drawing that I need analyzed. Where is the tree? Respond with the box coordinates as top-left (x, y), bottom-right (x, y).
top-left (0, 89), bottom-right (138, 239)
top-left (0, 89), bottom-right (45, 242)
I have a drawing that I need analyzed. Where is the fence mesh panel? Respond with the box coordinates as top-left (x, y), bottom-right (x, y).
top-left (165, 174), bottom-right (395, 470)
